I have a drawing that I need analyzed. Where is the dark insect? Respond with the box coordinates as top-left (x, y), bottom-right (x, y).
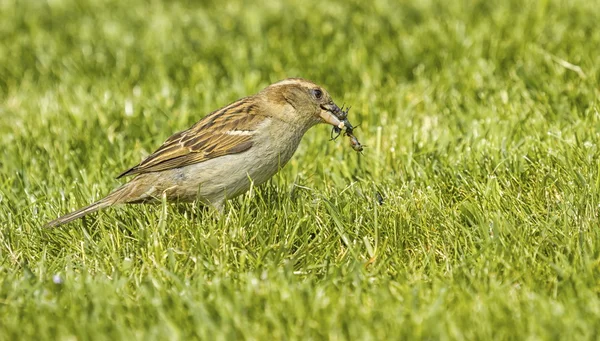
top-left (329, 105), bottom-right (364, 153)
top-left (337, 104), bottom-right (349, 120)
top-left (330, 105), bottom-right (353, 141)
top-left (348, 133), bottom-right (363, 152)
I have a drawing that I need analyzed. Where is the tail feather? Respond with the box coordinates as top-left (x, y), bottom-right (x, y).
top-left (44, 199), bottom-right (113, 228)
top-left (45, 176), bottom-right (162, 228)
top-left (44, 183), bottom-right (135, 228)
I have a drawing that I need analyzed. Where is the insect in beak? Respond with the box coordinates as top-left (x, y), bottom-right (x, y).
top-left (329, 106), bottom-right (364, 153)
top-left (348, 134), bottom-right (364, 152)
top-left (330, 105), bottom-right (352, 140)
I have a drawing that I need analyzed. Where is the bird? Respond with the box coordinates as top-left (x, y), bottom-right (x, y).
top-left (45, 78), bottom-right (351, 228)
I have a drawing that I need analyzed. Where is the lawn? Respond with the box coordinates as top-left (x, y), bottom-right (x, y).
top-left (1, 0), bottom-right (600, 339)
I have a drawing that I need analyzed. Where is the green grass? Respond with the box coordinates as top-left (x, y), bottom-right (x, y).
top-left (1, 0), bottom-right (600, 339)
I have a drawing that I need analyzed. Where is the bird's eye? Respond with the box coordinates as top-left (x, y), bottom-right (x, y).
top-left (312, 89), bottom-right (323, 99)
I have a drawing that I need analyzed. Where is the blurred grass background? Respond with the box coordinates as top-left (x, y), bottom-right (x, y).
top-left (1, 0), bottom-right (600, 339)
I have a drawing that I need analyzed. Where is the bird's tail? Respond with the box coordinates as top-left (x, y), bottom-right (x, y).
top-left (44, 198), bottom-right (114, 228)
top-left (44, 184), bottom-right (135, 228)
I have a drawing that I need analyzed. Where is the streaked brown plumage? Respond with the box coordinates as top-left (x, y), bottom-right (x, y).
top-left (117, 97), bottom-right (262, 177)
top-left (45, 78), bottom-right (351, 228)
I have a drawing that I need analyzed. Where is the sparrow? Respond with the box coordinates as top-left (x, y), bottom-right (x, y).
top-left (45, 78), bottom-right (352, 228)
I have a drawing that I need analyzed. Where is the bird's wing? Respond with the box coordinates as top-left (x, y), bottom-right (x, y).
top-left (117, 97), bottom-right (265, 178)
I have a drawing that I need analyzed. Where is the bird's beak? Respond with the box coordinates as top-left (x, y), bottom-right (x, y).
top-left (319, 102), bottom-right (347, 129)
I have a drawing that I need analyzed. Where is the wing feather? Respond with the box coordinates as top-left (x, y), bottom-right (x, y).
top-left (117, 97), bottom-right (264, 178)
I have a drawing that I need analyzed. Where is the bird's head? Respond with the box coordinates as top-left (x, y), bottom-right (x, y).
top-left (261, 78), bottom-right (348, 130)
